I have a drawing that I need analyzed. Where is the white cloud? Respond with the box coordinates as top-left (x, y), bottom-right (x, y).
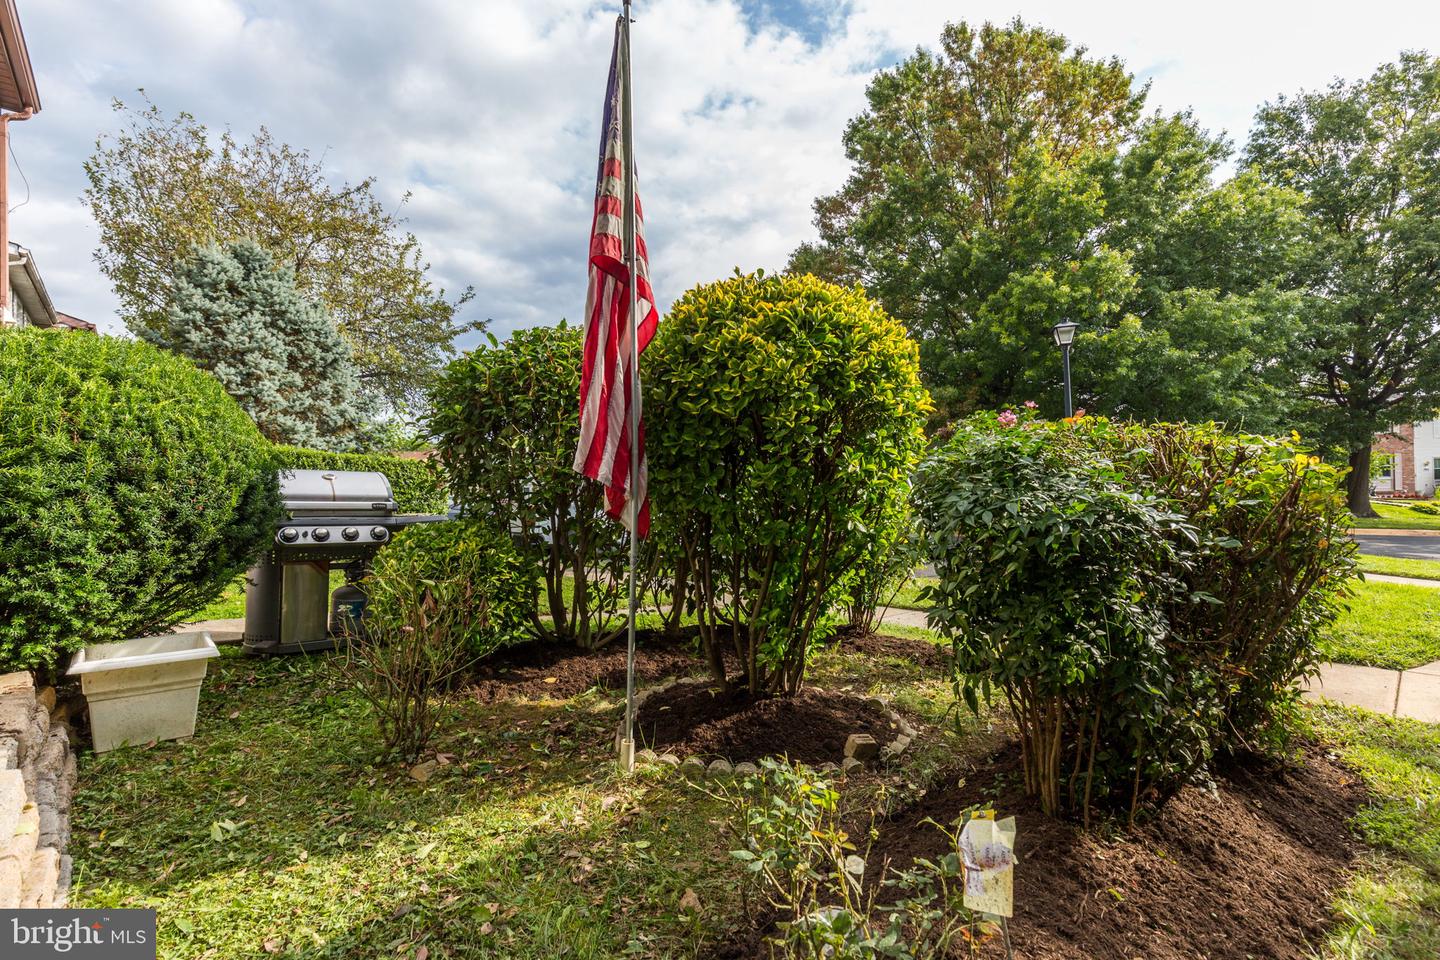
top-left (7, 0), bottom-right (1440, 344)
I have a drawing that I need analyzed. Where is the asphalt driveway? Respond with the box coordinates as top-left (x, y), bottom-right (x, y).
top-left (1351, 532), bottom-right (1440, 561)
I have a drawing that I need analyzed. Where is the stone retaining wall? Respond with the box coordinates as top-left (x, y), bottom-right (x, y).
top-left (0, 671), bottom-right (75, 908)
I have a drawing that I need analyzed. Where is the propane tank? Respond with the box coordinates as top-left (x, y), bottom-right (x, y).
top-left (330, 581), bottom-right (369, 639)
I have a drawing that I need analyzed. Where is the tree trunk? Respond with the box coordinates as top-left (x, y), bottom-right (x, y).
top-left (1347, 445), bottom-right (1376, 518)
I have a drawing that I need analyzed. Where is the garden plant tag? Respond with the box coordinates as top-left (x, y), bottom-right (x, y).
top-left (959, 814), bottom-right (1017, 917)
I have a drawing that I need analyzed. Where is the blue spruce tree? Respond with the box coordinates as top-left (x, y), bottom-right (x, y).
top-left (151, 240), bottom-right (375, 450)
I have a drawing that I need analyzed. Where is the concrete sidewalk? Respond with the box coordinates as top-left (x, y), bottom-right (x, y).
top-left (1302, 660), bottom-right (1440, 722)
top-left (1365, 572), bottom-right (1440, 587)
top-left (876, 607), bottom-right (1440, 723)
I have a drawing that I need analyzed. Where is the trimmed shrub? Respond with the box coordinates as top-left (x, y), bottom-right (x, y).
top-left (428, 324), bottom-right (631, 648)
top-left (647, 271), bottom-right (930, 695)
top-left (363, 521), bottom-right (536, 657)
top-left (271, 444), bottom-right (447, 514)
top-left (342, 521), bottom-right (534, 761)
top-left (0, 329), bottom-right (280, 671)
top-left (916, 410), bottom-right (1356, 823)
top-left (916, 414), bottom-right (1189, 820)
top-left (1081, 419), bottom-right (1358, 753)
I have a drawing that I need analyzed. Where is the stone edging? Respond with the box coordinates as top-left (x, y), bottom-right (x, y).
top-left (618, 676), bottom-right (918, 777)
top-left (0, 671), bottom-right (76, 908)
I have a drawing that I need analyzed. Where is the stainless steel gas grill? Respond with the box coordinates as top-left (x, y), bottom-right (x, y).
top-left (242, 469), bottom-right (450, 655)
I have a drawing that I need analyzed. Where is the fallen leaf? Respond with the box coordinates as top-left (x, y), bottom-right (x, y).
top-left (679, 888), bottom-right (701, 913)
top-left (543, 677), bottom-right (558, 684)
top-left (262, 939), bottom-right (281, 954)
top-left (415, 947), bottom-right (429, 960)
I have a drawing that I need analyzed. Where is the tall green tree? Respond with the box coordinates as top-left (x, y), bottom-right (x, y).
top-left (791, 19), bottom-right (1307, 431)
top-left (83, 96), bottom-right (479, 411)
top-left (1244, 53), bottom-right (1440, 516)
top-left (154, 240), bottom-right (375, 451)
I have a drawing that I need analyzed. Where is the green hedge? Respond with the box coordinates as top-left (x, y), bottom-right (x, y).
top-left (270, 445), bottom-right (447, 513)
top-left (0, 329), bottom-right (280, 671)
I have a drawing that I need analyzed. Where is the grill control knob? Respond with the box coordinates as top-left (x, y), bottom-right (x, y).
top-left (312, 528), bottom-right (331, 542)
top-left (342, 527), bottom-right (359, 541)
top-left (279, 527), bottom-right (299, 543)
top-left (370, 526), bottom-right (389, 542)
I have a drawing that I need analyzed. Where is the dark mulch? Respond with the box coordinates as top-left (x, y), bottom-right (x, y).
top-left (717, 743), bottom-right (1366, 959)
top-left (466, 627), bottom-right (715, 703)
top-left (833, 627), bottom-right (949, 670)
top-left (635, 682), bottom-right (901, 765)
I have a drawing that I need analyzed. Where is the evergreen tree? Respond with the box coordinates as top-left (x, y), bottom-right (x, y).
top-left (150, 240), bottom-right (375, 451)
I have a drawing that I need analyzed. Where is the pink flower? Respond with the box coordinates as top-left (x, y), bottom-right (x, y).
top-left (1023, 400), bottom-right (1038, 409)
top-left (997, 410), bottom-right (1019, 428)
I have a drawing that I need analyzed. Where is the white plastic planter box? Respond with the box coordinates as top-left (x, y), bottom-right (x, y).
top-left (67, 632), bottom-right (220, 753)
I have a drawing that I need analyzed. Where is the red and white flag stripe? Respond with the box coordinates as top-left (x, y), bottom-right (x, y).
top-left (573, 17), bottom-right (657, 537)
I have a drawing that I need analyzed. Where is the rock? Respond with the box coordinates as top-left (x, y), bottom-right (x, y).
top-left (20, 847), bottom-right (59, 908)
top-left (865, 696), bottom-right (888, 711)
top-left (707, 759), bottom-right (733, 777)
top-left (898, 721), bottom-right (918, 740)
top-left (842, 757), bottom-right (864, 776)
top-left (0, 769), bottom-right (23, 840)
top-left (54, 854), bottom-right (72, 907)
top-left (880, 745), bottom-right (902, 763)
top-left (407, 760), bottom-right (438, 783)
top-left (0, 852), bottom-right (21, 909)
top-left (733, 762), bottom-right (759, 777)
top-left (681, 756), bottom-right (706, 776)
top-left (636, 749), bottom-right (658, 765)
top-left (844, 734), bottom-right (880, 763)
top-left (0, 737), bottom-right (16, 771)
top-left (0, 700), bottom-right (31, 741)
top-left (658, 753), bottom-right (681, 767)
top-left (5, 803), bottom-right (39, 871)
top-left (892, 735), bottom-right (912, 752)
top-left (818, 762), bottom-right (840, 774)
top-left (35, 687), bottom-right (55, 713)
top-left (0, 673), bottom-right (32, 699)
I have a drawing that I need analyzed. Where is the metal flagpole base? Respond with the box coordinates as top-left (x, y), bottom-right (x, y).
top-left (618, 737), bottom-right (636, 773)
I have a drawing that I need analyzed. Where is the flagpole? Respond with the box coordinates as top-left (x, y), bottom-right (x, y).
top-left (619, 0), bottom-right (640, 774)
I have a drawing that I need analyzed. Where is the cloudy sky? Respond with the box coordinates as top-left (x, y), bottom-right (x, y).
top-left (11, 0), bottom-right (1440, 345)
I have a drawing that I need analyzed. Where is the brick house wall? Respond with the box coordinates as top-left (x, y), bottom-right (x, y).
top-left (1373, 423), bottom-right (1418, 497)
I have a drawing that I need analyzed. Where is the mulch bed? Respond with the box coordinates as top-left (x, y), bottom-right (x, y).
top-left (634, 682), bottom-right (900, 765)
top-left (833, 627), bottom-right (949, 669)
top-left (466, 627), bottom-right (716, 703)
top-left (719, 742), bottom-right (1367, 959)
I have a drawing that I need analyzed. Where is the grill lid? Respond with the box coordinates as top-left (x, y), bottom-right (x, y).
top-left (279, 470), bottom-right (396, 516)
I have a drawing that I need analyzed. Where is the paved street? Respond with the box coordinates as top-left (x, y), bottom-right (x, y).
top-left (1351, 531), bottom-right (1440, 560)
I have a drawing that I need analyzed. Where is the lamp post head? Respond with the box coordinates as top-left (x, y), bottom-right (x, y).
top-left (1052, 321), bottom-right (1079, 348)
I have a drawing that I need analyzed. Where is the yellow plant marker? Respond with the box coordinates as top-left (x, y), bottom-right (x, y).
top-left (959, 815), bottom-right (1016, 918)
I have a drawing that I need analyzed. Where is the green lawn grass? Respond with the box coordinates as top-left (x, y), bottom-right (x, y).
top-left (885, 576), bottom-right (937, 611)
top-left (1351, 500), bottom-right (1440, 530)
top-left (1361, 555), bottom-right (1440, 581)
top-left (67, 629), bottom-right (1440, 958)
top-left (1321, 580), bottom-right (1440, 670)
top-left (68, 639), bottom-right (963, 959)
top-left (1310, 705), bottom-right (1440, 959)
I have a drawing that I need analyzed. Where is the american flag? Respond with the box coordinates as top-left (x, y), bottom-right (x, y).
top-left (573, 17), bottom-right (658, 537)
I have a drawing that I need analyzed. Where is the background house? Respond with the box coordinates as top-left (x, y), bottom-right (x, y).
top-left (3, 239), bottom-right (53, 328)
top-left (1371, 421), bottom-right (1440, 498)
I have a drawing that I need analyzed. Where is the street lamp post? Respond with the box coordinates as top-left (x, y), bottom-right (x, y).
top-left (1051, 321), bottom-right (1079, 417)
